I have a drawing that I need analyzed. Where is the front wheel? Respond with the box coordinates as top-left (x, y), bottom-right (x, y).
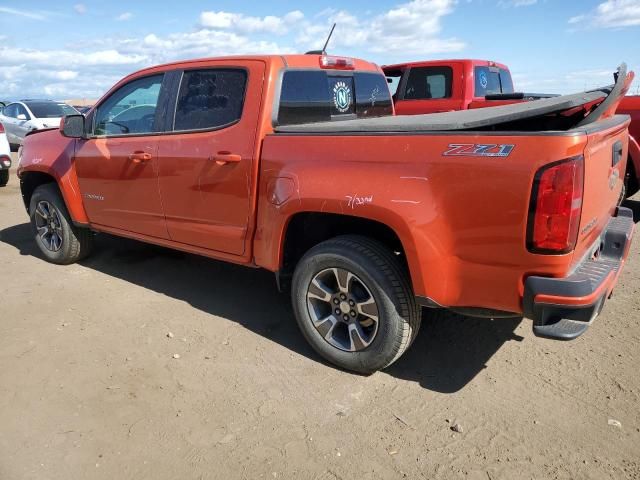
top-left (0, 170), bottom-right (8, 187)
top-left (291, 235), bottom-right (421, 374)
top-left (29, 184), bottom-right (93, 264)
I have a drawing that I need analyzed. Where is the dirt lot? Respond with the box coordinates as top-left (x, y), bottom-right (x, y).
top-left (1, 154), bottom-right (639, 480)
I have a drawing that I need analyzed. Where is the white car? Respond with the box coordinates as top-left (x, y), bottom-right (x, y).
top-left (0, 100), bottom-right (78, 148)
top-left (0, 121), bottom-right (10, 187)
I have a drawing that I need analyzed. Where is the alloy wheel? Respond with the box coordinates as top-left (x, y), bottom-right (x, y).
top-left (306, 267), bottom-right (380, 352)
top-left (34, 200), bottom-right (63, 252)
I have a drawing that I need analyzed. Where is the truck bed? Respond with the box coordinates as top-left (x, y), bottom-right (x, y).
top-left (275, 90), bottom-right (606, 133)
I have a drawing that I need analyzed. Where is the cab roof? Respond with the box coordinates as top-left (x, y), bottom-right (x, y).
top-left (382, 59), bottom-right (510, 71)
top-left (131, 54), bottom-right (381, 79)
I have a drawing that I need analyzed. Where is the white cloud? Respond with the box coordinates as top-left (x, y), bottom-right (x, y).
top-left (298, 0), bottom-right (464, 54)
top-left (47, 70), bottom-right (79, 81)
top-left (199, 10), bottom-right (303, 34)
top-left (0, 47), bottom-right (147, 67)
top-left (74, 3), bottom-right (86, 15)
top-left (116, 12), bottom-right (133, 21)
top-left (0, 6), bottom-right (48, 20)
top-left (569, 0), bottom-right (640, 28)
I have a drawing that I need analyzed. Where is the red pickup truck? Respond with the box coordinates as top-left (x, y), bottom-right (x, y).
top-left (384, 59), bottom-right (640, 197)
top-left (17, 54), bottom-right (635, 373)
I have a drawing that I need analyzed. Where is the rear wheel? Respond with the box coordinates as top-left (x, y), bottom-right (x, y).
top-left (625, 159), bottom-right (639, 198)
top-left (29, 184), bottom-right (93, 264)
top-left (291, 235), bottom-right (421, 373)
top-left (0, 170), bottom-right (8, 187)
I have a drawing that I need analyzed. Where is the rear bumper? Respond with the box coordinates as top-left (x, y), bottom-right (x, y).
top-left (523, 206), bottom-right (635, 340)
top-left (0, 155), bottom-right (10, 170)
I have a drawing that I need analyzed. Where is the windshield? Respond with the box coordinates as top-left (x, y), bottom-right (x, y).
top-left (26, 102), bottom-right (78, 119)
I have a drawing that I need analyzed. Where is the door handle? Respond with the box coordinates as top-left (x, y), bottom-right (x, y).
top-left (129, 151), bottom-right (152, 163)
top-left (212, 152), bottom-right (242, 166)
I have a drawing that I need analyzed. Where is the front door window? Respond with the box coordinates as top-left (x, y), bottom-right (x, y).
top-left (94, 75), bottom-right (164, 136)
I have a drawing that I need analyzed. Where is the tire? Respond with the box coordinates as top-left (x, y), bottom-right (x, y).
top-left (291, 235), bottom-right (421, 373)
top-left (29, 183), bottom-right (93, 264)
top-left (0, 169), bottom-right (8, 187)
top-left (625, 159), bottom-right (639, 198)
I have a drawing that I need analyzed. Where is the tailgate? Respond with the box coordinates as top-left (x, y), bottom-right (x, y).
top-left (573, 116), bottom-right (630, 262)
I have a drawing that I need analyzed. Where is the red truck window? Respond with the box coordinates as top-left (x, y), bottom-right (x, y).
top-left (474, 66), bottom-right (514, 97)
top-left (174, 69), bottom-right (247, 132)
top-left (404, 66), bottom-right (453, 100)
top-left (276, 71), bottom-right (392, 125)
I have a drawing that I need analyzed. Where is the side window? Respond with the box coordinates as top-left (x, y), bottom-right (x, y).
top-left (16, 104), bottom-right (31, 119)
top-left (174, 69), bottom-right (247, 131)
top-left (404, 67), bottom-right (453, 100)
top-left (94, 74), bottom-right (164, 136)
top-left (3, 104), bottom-right (16, 118)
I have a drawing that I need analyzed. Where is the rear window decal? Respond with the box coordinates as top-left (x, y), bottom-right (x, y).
top-left (333, 81), bottom-right (352, 113)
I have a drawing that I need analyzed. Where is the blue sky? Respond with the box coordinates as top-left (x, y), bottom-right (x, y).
top-left (0, 0), bottom-right (638, 100)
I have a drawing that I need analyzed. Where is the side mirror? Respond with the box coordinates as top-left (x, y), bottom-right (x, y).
top-left (17, 113), bottom-right (27, 121)
top-left (61, 114), bottom-right (85, 138)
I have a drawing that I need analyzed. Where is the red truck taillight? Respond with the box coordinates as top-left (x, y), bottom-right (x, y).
top-left (527, 156), bottom-right (584, 254)
top-left (0, 123), bottom-right (4, 133)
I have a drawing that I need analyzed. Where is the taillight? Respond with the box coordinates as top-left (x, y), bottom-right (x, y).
top-left (0, 123), bottom-right (4, 133)
top-left (527, 156), bottom-right (584, 254)
top-left (319, 55), bottom-right (354, 70)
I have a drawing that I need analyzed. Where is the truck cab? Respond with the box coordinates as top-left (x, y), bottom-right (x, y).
top-left (384, 59), bottom-right (514, 115)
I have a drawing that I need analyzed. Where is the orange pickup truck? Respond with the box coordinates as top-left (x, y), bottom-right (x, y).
top-left (17, 54), bottom-right (635, 373)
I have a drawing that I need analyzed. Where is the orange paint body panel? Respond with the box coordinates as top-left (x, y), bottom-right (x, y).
top-left (17, 53), bottom-right (634, 325)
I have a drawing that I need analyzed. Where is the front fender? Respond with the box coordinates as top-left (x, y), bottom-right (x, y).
top-left (18, 129), bottom-right (89, 224)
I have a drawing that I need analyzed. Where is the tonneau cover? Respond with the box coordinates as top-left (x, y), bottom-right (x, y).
top-left (275, 91), bottom-right (605, 133)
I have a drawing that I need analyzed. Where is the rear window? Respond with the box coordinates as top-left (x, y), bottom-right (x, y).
top-left (474, 66), bottom-right (514, 97)
top-left (27, 102), bottom-right (77, 118)
top-left (277, 71), bottom-right (392, 125)
top-left (404, 66), bottom-right (453, 100)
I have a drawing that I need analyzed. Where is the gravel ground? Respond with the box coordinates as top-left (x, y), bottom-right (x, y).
top-left (1, 154), bottom-right (639, 480)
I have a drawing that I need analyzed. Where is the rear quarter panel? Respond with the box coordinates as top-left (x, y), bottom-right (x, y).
top-left (255, 132), bottom-right (590, 314)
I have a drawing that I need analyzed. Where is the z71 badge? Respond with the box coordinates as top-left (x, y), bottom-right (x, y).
top-left (443, 144), bottom-right (515, 157)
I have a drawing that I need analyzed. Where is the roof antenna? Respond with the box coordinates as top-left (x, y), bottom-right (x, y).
top-left (305, 23), bottom-right (336, 55)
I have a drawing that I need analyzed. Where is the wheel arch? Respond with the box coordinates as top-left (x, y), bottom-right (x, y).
top-left (19, 169), bottom-right (89, 225)
top-left (271, 211), bottom-right (425, 295)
